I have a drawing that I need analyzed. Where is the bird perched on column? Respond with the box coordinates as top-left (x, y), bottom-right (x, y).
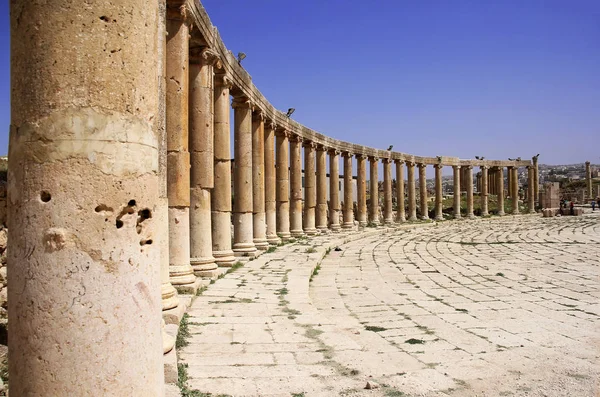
top-left (387, 145), bottom-right (393, 151)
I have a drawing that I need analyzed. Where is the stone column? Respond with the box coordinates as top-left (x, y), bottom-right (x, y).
top-left (507, 167), bottom-right (514, 198)
top-left (383, 159), bottom-right (394, 224)
top-left (511, 166), bottom-right (519, 214)
top-left (289, 135), bottom-right (305, 237)
top-left (342, 152), bottom-right (355, 228)
top-left (585, 161), bottom-right (592, 199)
top-left (276, 130), bottom-right (292, 239)
top-left (316, 145), bottom-right (328, 232)
top-left (488, 168), bottom-right (496, 196)
top-left (303, 142), bottom-right (318, 234)
top-left (189, 48), bottom-right (218, 277)
top-left (497, 167), bottom-right (505, 216)
top-left (9, 0), bottom-right (163, 393)
top-left (528, 166), bottom-right (536, 213)
top-left (407, 161), bottom-right (417, 221)
top-left (369, 157), bottom-right (380, 225)
top-left (329, 150), bottom-right (341, 231)
top-left (418, 163), bottom-right (429, 220)
top-left (465, 165), bottom-right (475, 218)
top-left (453, 165), bottom-right (461, 219)
top-left (212, 74), bottom-right (236, 266)
top-left (532, 155), bottom-right (539, 206)
top-left (252, 112), bottom-right (269, 249)
top-left (264, 122), bottom-right (280, 244)
top-left (480, 165), bottom-right (489, 216)
top-left (395, 160), bottom-right (406, 222)
top-left (356, 154), bottom-right (368, 226)
top-left (434, 163), bottom-right (443, 221)
top-left (166, 12), bottom-right (196, 288)
top-left (232, 97), bottom-right (257, 257)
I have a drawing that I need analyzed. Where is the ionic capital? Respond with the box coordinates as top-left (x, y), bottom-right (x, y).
top-left (406, 161), bottom-right (415, 167)
top-left (480, 165), bottom-right (488, 170)
top-left (355, 153), bottom-right (367, 160)
top-left (368, 156), bottom-right (379, 162)
top-left (215, 73), bottom-right (233, 89)
top-left (303, 140), bottom-right (317, 150)
top-left (252, 110), bottom-right (264, 122)
top-left (190, 48), bottom-right (221, 68)
top-left (266, 120), bottom-right (277, 131)
top-left (231, 96), bottom-right (253, 110)
top-left (417, 163), bottom-right (427, 169)
top-left (453, 165), bottom-right (461, 170)
top-left (394, 159), bottom-right (405, 165)
top-left (382, 158), bottom-right (392, 164)
top-left (433, 163), bottom-right (443, 169)
top-left (289, 134), bottom-right (303, 143)
top-left (341, 151), bottom-right (353, 158)
top-left (328, 148), bottom-right (341, 156)
top-left (465, 164), bottom-right (473, 170)
top-left (275, 128), bottom-right (291, 139)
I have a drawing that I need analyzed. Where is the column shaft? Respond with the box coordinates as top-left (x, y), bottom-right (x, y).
top-left (289, 136), bottom-right (304, 236)
top-left (369, 157), bottom-right (380, 225)
top-left (407, 162), bottom-right (417, 221)
top-left (497, 168), bottom-right (505, 215)
top-left (465, 165), bottom-right (475, 218)
top-left (252, 113), bottom-right (268, 249)
top-left (356, 155), bottom-right (368, 226)
top-left (315, 146), bottom-right (328, 231)
top-left (8, 0), bottom-right (163, 393)
top-left (585, 161), bottom-right (592, 198)
top-left (189, 49), bottom-right (218, 277)
top-left (511, 166), bottom-right (519, 214)
top-left (303, 143), bottom-right (317, 234)
top-left (212, 75), bottom-right (236, 266)
top-left (383, 159), bottom-right (393, 223)
top-left (276, 131), bottom-right (291, 239)
top-left (480, 166), bottom-right (489, 216)
top-left (533, 156), bottom-right (539, 206)
top-left (342, 153), bottom-right (354, 228)
top-left (329, 150), bottom-right (341, 230)
top-left (434, 164), bottom-right (443, 220)
top-left (453, 166), bottom-right (461, 219)
top-left (507, 167), bottom-right (513, 198)
top-left (264, 122), bottom-right (280, 244)
top-left (418, 163), bottom-right (429, 220)
top-left (232, 98), bottom-right (256, 256)
top-left (395, 161), bottom-right (406, 222)
top-left (528, 166), bottom-right (535, 213)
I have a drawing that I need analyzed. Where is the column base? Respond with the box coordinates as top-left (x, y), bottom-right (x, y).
top-left (161, 282), bottom-right (179, 311)
top-left (169, 265), bottom-right (197, 286)
top-left (253, 238), bottom-right (270, 251)
top-left (329, 223), bottom-right (341, 231)
top-left (342, 222), bottom-right (354, 228)
top-left (481, 211), bottom-right (489, 217)
top-left (384, 218), bottom-right (394, 224)
top-left (512, 210), bottom-right (520, 215)
top-left (317, 226), bottom-right (329, 234)
top-left (408, 213), bottom-right (418, 221)
top-left (191, 257), bottom-right (219, 278)
top-left (173, 277), bottom-right (205, 295)
top-left (277, 232), bottom-right (292, 241)
top-left (358, 221), bottom-right (368, 227)
top-left (467, 213), bottom-right (476, 219)
top-left (434, 215), bottom-right (444, 221)
top-left (290, 229), bottom-right (305, 237)
top-left (497, 211), bottom-right (505, 216)
top-left (233, 249), bottom-right (258, 259)
top-left (304, 228), bottom-right (318, 235)
top-left (213, 250), bottom-right (236, 267)
top-left (454, 213), bottom-right (461, 220)
top-left (396, 215), bottom-right (406, 223)
top-left (420, 216), bottom-right (429, 220)
top-left (266, 234), bottom-right (282, 245)
top-left (233, 242), bottom-right (257, 258)
top-left (528, 209), bottom-right (536, 214)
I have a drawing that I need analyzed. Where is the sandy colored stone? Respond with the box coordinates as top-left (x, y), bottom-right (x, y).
top-left (303, 142), bottom-right (318, 234)
top-left (329, 150), bottom-right (341, 230)
top-left (276, 130), bottom-right (291, 239)
top-left (342, 152), bottom-right (355, 228)
top-left (357, 155), bottom-right (368, 226)
top-left (316, 146), bottom-right (328, 231)
top-left (369, 157), bottom-right (380, 225)
top-left (289, 135), bottom-right (304, 237)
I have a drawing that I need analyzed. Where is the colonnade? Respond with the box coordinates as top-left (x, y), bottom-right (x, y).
top-left (7, 0), bottom-right (539, 394)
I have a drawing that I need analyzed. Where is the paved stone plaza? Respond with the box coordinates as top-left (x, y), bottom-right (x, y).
top-left (181, 213), bottom-right (600, 396)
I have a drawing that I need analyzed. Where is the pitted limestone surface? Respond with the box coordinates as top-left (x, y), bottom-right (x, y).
top-left (180, 214), bottom-right (599, 397)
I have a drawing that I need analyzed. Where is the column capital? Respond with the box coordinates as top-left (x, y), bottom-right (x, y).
top-left (406, 160), bottom-right (415, 167)
top-left (302, 140), bottom-right (317, 150)
top-left (464, 164), bottom-right (473, 170)
top-left (433, 163), bottom-right (443, 169)
top-left (328, 148), bottom-right (341, 156)
top-left (394, 159), bottom-right (405, 165)
top-left (355, 153), bottom-right (368, 160)
top-left (167, 3), bottom-right (193, 24)
top-left (368, 156), bottom-right (379, 162)
top-left (341, 151), bottom-right (353, 158)
top-left (417, 163), bottom-right (427, 169)
top-left (382, 158), bottom-right (392, 164)
top-left (190, 47), bottom-right (221, 68)
top-left (252, 109), bottom-right (264, 122)
top-left (289, 134), bottom-right (303, 143)
top-left (452, 165), bottom-right (461, 170)
top-left (231, 96), bottom-right (253, 110)
top-left (275, 128), bottom-right (291, 139)
top-left (480, 165), bottom-right (488, 170)
top-left (266, 120), bottom-right (277, 131)
top-left (214, 73), bottom-right (233, 89)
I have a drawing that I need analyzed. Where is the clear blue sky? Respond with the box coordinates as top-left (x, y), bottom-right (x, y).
top-left (1, 1), bottom-right (598, 165)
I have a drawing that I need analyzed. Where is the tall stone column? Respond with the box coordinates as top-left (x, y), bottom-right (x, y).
top-left (532, 155), bottom-right (539, 206)
top-left (488, 168), bottom-right (496, 195)
top-left (395, 160), bottom-right (406, 222)
top-left (356, 155), bottom-right (368, 226)
top-left (453, 165), bottom-right (461, 219)
top-left (407, 161), bottom-right (417, 221)
top-left (8, 0), bottom-right (163, 393)
top-left (212, 74), bottom-right (236, 266)
top-left (252, 112), bottom-right (268, 249)
top-left (497, 167), bottom-right (505, 215)
top-left (232, 97), bottom-right (256, 257)
top-left (511, 166), bottom-right (519, 214)
top-left (383, 159), bottom-right (394, 224)
top-left (465, 165), bottom-right (475, 218)
top-left (585, 161), bottom-right (592, 199)
top-left (316, 145), bottom-right (328, 232)
top-left (507, 167), bottom-right (514, 198)
top-left (342, 152), bottom-right (355, 228)
top-left (434, 163), bottom-right (443, 221)
top-left (369, 157), bottom-right (380, 225)
top-left (166, 12), bottom-right (196, 288)
top-left (528, 166), bottom-right (536, 213)
top-left (189, 48), bottom-right (218, 277)
top-left (329, 150), bottom-right (341, 231)
top-left (303, 142), bottom-right (318, 234)
top-left (480, 165), bottom-right (489, 216)
top-left (276, 130), bottom-right (292, 239)
top-left (418, 163), bottom-right (429, 220)
top-left (264, 122), bottom-right (280, 244)
top-left (289, 135), bottom-right (305, 237)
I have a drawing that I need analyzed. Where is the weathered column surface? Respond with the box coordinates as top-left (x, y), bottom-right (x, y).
top-left (356, 155), bottom-right (368, 226)
top-left (232, 97), bottom-right (256, 257)
top-left (276, 130), bottom-right (291, 239)
top-left (8, 0), bottom-right (163, 394)
top-left (290, 135), bottom-right (305, 237)
top-left (189, 48), bottom-right (218, 277)
top-left (368, 157), bottom-right (380, 225)
top-left (480, 166), bottom-right (489, 217)
top-left (528, 166), bottom-right (536, 213)
top-left (418, 163), bottom-right (429, 220)
top-left (507, 167), bottom-right (514, 198)
top-left (585, 161), bottom-right (592, 199)
top-left (395, 160), bottom-right (406, 222)
top-left (166, 13), bottom-right (196, 288)
top-left (264, 122), bottom-right (280, 244)
top-left (316, 146), bottom-right (328, 232)
top-left (434, 164), bottom-right (443, 221)
top-left (532, 155), bottom-right (539, 206)
top-left (453, 165), bottom-right (461, 219)
top-left (497, 167), bottom-right (505, 216)
top-left (511, 166), bottom-right (519, 214)
top-left (342, 152), bottom-right (355, 228)
top-left (465, 165), bottom-right (475, 218)
top-left (252, 112), bottom-right (268, 249)
top-left (303, 142), bottom-right (318, 235)
top-left (383, 159), bottom-right (394, 224)
top-left (212, 74), bottom-right (236, 266)
top-left (407, 161), bottom-right (417, 221)
top-left (329, 150), bottom-right (341, 231)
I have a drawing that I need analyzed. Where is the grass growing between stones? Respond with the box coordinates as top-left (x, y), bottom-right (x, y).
top-left (266, 246), bottom-right (277, 253)
top-left (365, 325), bottom-right (387, 332)
top-left (305, 246), bottom-right (317, 253)
top-left (405, 338), bottom-right (424, 345)
top-left (309, 264), bottom-right (321, 282)
top-left (176, 313), bottom-right (191, 349)
top-left (177, 362), bottom-right (232, 397)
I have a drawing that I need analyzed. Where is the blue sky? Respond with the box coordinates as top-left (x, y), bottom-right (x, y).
top-left (1, 1), bottom-right (598, 165)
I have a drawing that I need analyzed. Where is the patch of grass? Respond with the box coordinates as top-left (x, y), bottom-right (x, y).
top-left (229, 261), bottom-right (244, 273)
top-left (455, 308), bottom-right (468, 313)
top-left (291, 393), bottom-right (306, 397)
top-left (266, 246), bottom-right (277, 254)
top-left (196, 286), bottom-right (208, 296)
top-left (365, 325), bottom-right (387, 332)
top-left (283, 307), bottom-right (301, 316)
top-left (176, 313), bottom-right (191, 349)
top-left (306, 246), bottom-right (317, 253)
top-left (177, 363), bottom-right (223, 397)
top-left (496, 272), bottom-right (505, 277)
top-left (325, 247), bottom-right (331, 256)
top-left (309, 264), bottom-right (321, 282)
top-left (276, 287), bottom-right (289, 296)
top-left (405, 338), bottom-right (424, 345)
top-left (305, 328), bottom-right (324, 339)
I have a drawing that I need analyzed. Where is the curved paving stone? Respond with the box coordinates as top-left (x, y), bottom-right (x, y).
top-left (180, 213), bottom-right (600, 396)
